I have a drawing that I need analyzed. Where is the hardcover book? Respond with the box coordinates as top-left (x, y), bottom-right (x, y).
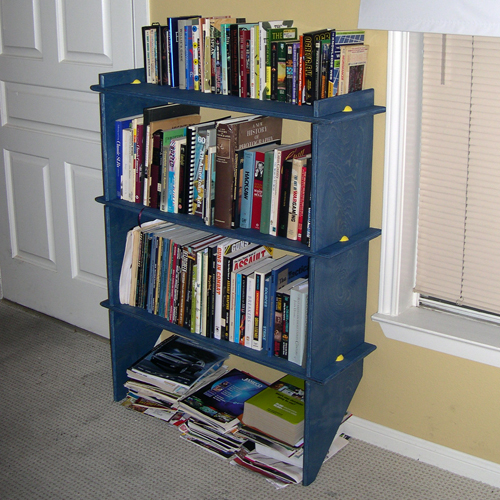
top-left (242, 375), bottom-right (305, 446)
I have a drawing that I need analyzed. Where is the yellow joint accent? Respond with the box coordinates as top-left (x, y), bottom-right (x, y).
top-left (343, 105), bottom-right (353, 112)
top-left (131, 79), bottom-right (141, 84)
top-left (336, 354), bottom-right (344, 362)
top-left (340, 235), bottom-right (349, 242)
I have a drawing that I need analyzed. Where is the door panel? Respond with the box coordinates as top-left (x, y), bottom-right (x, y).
top-left (0, 0), bottom-right (148, 336)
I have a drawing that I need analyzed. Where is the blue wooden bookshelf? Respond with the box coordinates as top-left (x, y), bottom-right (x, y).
top-left (92, 68), bottom-right (385, 486)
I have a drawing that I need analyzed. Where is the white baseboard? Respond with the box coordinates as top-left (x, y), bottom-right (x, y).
top-left (342, 416), bottom-right (500, 489)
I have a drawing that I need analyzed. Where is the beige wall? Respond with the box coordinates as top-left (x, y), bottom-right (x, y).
top-left (149, 1), bottom-right (500, 466)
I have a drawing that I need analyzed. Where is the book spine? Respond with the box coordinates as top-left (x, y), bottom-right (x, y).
top-left (232, 150), bottom-right (245, 229)
top-left (238, 272), bottom-right (247, 345)
top-left (184, 250), bottom-right (196, 329)
top-left (262, 275), bottom-right (272, 353)
top-left (274, 291), bottom-right (283, 356)
top-left (259, 150), bottom-right (275, 234)
top-left (303, 33), bottom-right (314, 104)
top-left (298, 35), bottom-right (304, 105)
top-left (121, 128), bottom-right (132, 202)
top-left (278, 159), bottom-right (292, 237)
top-left (178, 246), bottom-right (189, 326)
top-left (287, 159), bottom-right (302, 240)
top-left (230, 24), bottom-right (240, 96)
top-left (214, 122), bottom-right (236, 229)
top-left (297, 162), bottom-right (308, 241)
top-left (252, 272), bottom-right (262, 350)
top-left (239, 150), bottom-right (255, 229)
top-left (233, 272), bottom-right (242, 344)
top-left (177, 20), bottom-right (188, 90)
top-left (251, 151), bottom-right (265, 230)
top-left (301, 158), bottom-right (312, 245)
top-left (135, 122), bottom-right (144, 204)
top-left (149, 131), bottom-right (162, 209)
top-left (244, 274), bottom-right (255, 348)
top-left (269, 149), bottom-right (282, 236)
top-left (221, 253), bottom-right (233, 341)
top-left (185, 25), bottom-right (194, 90)
top-left (281, 292), bottom-right (290, 358)
top-left (286, 42), bottom-right (294, 104)
top-left (291, 42), bottom-right (300, 105)
top-left (277, 41), bottom-right (287, 103)
top-left (270, 42), bottom-right (278, 100)
top-left (239, 28), bottom-right (250, 98)
top-left (192, 23), bottom-right (200, 91)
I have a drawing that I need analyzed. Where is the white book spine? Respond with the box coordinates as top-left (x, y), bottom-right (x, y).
top-left (244, 274), bottom-right (255, 348)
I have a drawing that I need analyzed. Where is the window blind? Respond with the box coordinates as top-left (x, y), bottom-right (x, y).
top-left (358, 0), bottom-right (500, 37)
top-left (415, 34), bottom-right (500, 315)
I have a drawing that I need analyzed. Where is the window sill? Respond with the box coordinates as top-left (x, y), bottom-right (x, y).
top-left (372, 307), bottom-right (500, 367)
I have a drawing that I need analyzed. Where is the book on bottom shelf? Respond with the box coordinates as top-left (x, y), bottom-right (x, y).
top-left (242, 374), bottom-right (304, 446)
top-left (177, 368), bottom-right (268, 432)
top-left (126, 334), bottom-right (228, 397)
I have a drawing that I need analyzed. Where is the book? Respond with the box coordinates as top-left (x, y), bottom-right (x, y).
top-left (265, 255), bottom-right (309, 354)
top-left (127, 335), bottom-right (228, 397)
top-left (258, 20), bottom-right (293, 100)
top-left (277, 158), bottom-right (293, 237)
top-left (115, 114), bottom-right (141, 199)
top-left (301, 157), bottom-right (313, 245)
top-left (168, 16), bottom-right (200, 87)
top-left (330, 30), bottom-right (365, 97)
top-left (339, 44), bottom-right (369, 95)
top-left (234, 257), bottom-right (272, 346)
top-left (276, 41), bottom-right (288, 102)
top-left (142, 103), bottom-right (200, 206)
top-left (166, 136), bottom-right (186, 213)
top-left (178, 368), bottom-right (268, 432)
top-left (288, 280), bottom-right (309, 366)
top-left (214, 238), bottom-right (250, 340)
top-left (268, 141), bottom-right (312, 237)
top-left (181, 119), bottom-right (222, 215)
top-left (242, 375), bottom-right (305, 446)
top-left (226, 245), bottom-right (273, 342)
top-left (178, 17), bottom-right (201, 90)
top-left (287, 155), bottom-right (310, 240)
top-left (214, 115), bottom-right (283, 229)
top-left (265, 26), bottom-right (298, 100)
top-left (274, 277), bottom-right (307, 358)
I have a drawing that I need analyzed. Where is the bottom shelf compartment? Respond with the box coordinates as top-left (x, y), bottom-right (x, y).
top-left (106, 306), bottom-right (368, 486)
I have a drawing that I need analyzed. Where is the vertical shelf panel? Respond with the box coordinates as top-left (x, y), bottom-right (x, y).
top-left (303, 359), bottom-right (364, 485)
top-left (310, 114), bottom-right (374, 252)
top-left (306, 243), bottom-right (370, 381)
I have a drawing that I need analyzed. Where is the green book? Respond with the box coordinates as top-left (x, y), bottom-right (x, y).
top-left (242, 375), bottom-right (305, 446)
top-left (265, 27), bottom-right (298, 100)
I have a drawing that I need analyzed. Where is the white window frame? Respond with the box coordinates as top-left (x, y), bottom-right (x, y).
top-left (372, 31), bottom-right (500, 367)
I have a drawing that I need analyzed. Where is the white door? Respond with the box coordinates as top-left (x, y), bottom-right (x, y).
top-left (0, 0), bottom-right (148, 337)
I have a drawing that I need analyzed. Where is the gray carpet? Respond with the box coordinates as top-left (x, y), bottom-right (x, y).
top-left (1, 299), bottom-right (500, 500)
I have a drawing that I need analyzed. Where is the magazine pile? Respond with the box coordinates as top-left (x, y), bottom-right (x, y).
top-left (122, 335), bottom-right (351, 487)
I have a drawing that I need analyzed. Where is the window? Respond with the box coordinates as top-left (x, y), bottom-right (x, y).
top-left (373, 32), bottom-right (500, 367)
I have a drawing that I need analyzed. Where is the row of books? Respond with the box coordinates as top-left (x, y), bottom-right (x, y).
top-left (116, 104), bottom-right (313, 244)
top-left (119, 221), bottom-right (309, 365)
top-left (142, 16), bottom-right (368, 103)
top-left (123, 336), bottom-right (351, 486)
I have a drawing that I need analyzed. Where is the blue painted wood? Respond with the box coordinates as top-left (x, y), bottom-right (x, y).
top-left (307, 243), bottom-right (371, 381)
top-left (310, 116), bottom-right (374, 252)
top-left (303, 360), bottom-right (363, 485)
top-left (92, 69), bottom-right (384, 125)
top-left (92, 69), bottom-right (385, 486)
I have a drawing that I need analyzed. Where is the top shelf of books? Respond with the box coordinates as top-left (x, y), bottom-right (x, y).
top-left (91, 69), bottom-right (385, 124)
